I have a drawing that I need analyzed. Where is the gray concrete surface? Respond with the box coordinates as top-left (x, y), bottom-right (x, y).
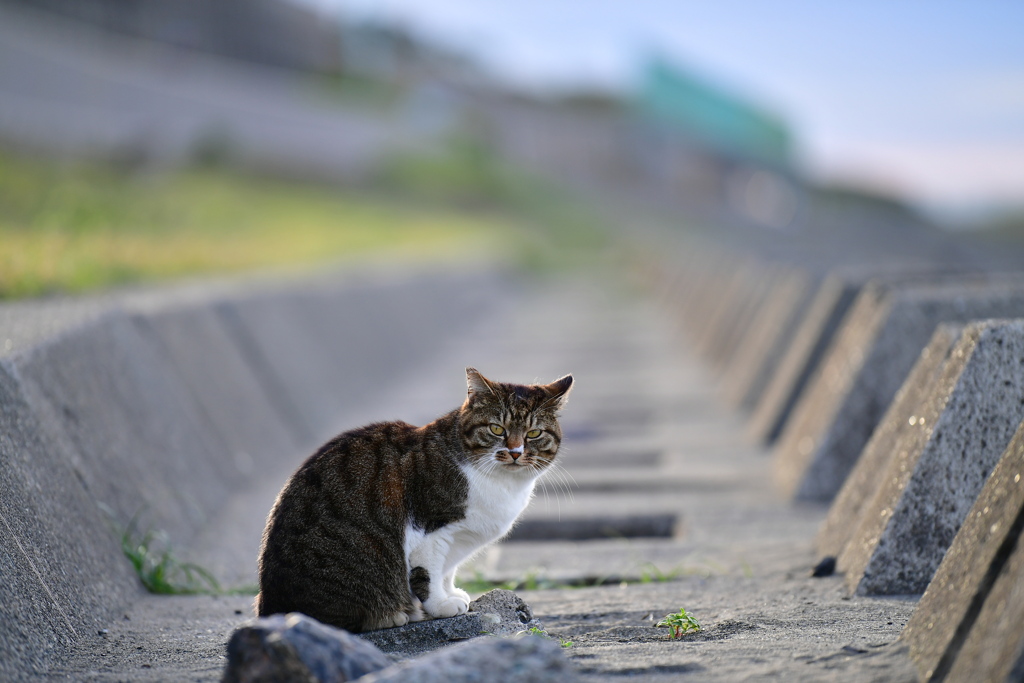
top-left (838, 319), bottom-right (1024, 596)
top-left (746, 271), bottom-right (863, 445)
top-left (720, 269), bottom-right (818, 412)
top-left (774, 279), bottom-right (1024, 502)
top-left (815, 323), bottom-right (963, 560)
top-left (10, 271), bottom-right (924, 682)
top-left (0, 266), bottom-right (504, 679)
top-left (944, 515), bottom-right (1024, 682)
top-left (900, 417), bottom-right (1024, 681)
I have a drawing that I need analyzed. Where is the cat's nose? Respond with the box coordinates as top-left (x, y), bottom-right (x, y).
top-left (508, 445), bottom-right (524, 459)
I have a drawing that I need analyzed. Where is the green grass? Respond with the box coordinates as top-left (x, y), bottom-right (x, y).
top-left (656, 608), bottom-right (702, 639)
top-left (0, 141), bottom-right (610, 300)
top-left (520, 625), bottom-right (574, 648)
top-left (103, 506), bottom-right (255, 595)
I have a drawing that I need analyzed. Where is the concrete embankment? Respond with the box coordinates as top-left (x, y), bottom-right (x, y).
top-left (0, 267), bottom-right (505, 680)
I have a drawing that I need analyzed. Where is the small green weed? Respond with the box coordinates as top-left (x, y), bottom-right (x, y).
top-left (520, 626), bottom-right (573, 648)
top-left (656, 608), bottom-right (702, 639)
top-left (102, 506), bottom-right (224, 595)
top-left (120, 523), bottom-right (221, 595)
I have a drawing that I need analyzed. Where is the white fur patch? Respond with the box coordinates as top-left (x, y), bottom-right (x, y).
top-left (404, 457), bottom-right (541, 618)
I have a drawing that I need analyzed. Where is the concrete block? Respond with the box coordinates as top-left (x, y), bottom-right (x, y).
top-left (215, 271), bottom-right (500, 446)
top-left (0, 362), bottom-right (141, 681)
top-left (901, 419), bottom-right (1024, 681)
top-left (815, 324), bottom-right (963, 560)
top-left (705, 265), bottom-right (784, 368)
top-left (774, 281), bottom-right (1024, 501)
top-left (721, 269), bottom-right (818, 411)
top-left (944, 514), bottom-right (1024, 683)
top-left (747, 271), bottom-right (862, 444)
top-left (690, 259), bottom-right (765, 360)
top-left (134, 305), bottom-right (299, 476)
top-left (14, 311), bottom-right (238, 548)
top-left (837, 320), bottom-right (1024, 595)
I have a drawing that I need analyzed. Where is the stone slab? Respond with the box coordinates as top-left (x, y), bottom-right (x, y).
top-left (774, 280), bottom-right (1024, 502)
top-left (705, 266), bottom-right (783, 369)
top-left (837, 319), bottom-right (1024, 595)
top-left (900, 419), bottom-right (1024, 681)
top-left (944, 516), bottom-right (1024, 683)
top-left (815, 324), bottom-right (963, 560)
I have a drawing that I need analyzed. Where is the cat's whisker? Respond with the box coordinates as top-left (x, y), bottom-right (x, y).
top-left (543, 462), bottom-right (576, 505)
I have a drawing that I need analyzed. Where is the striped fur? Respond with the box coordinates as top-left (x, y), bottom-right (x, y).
top-left (256, 368), bottom-right (572, 632)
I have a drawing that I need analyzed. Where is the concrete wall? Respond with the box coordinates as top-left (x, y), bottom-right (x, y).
top-left (0, 267), bottom-right (503, 680)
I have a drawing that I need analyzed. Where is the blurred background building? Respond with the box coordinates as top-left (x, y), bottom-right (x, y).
top-left (1, 0), bottom-right (1021, 264)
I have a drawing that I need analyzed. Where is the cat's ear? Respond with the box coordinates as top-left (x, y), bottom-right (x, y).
top-left (541, 374), bottom-right (573, 410)
top-left (466, 367), bottom-right (497, 399)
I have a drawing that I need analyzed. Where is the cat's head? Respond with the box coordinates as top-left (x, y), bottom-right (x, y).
top-left (459, 367), bottom-right (573, 476)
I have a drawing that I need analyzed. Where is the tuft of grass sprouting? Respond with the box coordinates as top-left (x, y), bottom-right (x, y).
top-left (656, 608), bottom-right (702, 639)
top-left (102, 506), bottom-right (223, 595)
top-left (519, 625), bottom-right (573, 648)
top-left (119, 521), bottom-right (221, 595)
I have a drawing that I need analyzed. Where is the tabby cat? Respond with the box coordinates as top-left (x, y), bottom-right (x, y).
top-left (256, 367), bottom-right (573, 632)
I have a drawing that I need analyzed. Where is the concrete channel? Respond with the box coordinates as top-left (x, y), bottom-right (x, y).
top-left (4, 250), bottom-right (1024, 681)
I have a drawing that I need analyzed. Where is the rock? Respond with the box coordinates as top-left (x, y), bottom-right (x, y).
top-left (222, 612), bottom-right (392, 683)
top-left (357, 613), bottom-right (483, 657)
top-left (358, 589), bottom-right (540, 656)
top-left (358, 634), bottom-right (577, 683)
top-left (469, 589), bottom-right (542, 636)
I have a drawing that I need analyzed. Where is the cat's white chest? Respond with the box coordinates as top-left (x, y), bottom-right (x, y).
top-left (463, 466), bottom-right (535, 538)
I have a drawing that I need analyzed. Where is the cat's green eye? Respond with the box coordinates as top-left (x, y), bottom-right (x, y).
top-left (489, 424), bottom-right (505, 436)
top-left (526, 429), bottom-right (542, 439)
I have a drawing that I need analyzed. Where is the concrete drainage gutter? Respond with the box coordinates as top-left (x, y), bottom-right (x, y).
top-left (0, 266), bottom-right (507, 680)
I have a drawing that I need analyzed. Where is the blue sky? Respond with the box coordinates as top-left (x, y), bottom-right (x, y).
top-left (297, 0), bottom-right (1024, 213)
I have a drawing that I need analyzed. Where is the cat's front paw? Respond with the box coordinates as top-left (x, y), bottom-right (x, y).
top-left (424, 594), bottom-right (470, 619)
top-left (449, 587), bottom-right (471, 604)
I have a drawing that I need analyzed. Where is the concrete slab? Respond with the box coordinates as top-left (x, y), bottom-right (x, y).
top-left (746, 271), bottom-right (862, 445)
top-left (838, 320), bottom-right (1024, 595)
top-left (720, 269), bottom-right (818, 411)
top-left (0, 363), bottom-right (142, 681)
top-left (14, 311), bottom-right (238, 548)
top-left (900, 418), bottom-right (1024, 681)
top-left (944, 517), bottom-right (1024, 683)
top-left (135, 305), bottom-right (300, 477)
top-left (815, 324), bottom-right (963, 560)
top-left (774, 281), bottom-right (1024, 502)
top-left (214, 271), bottom-right (502, 446)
